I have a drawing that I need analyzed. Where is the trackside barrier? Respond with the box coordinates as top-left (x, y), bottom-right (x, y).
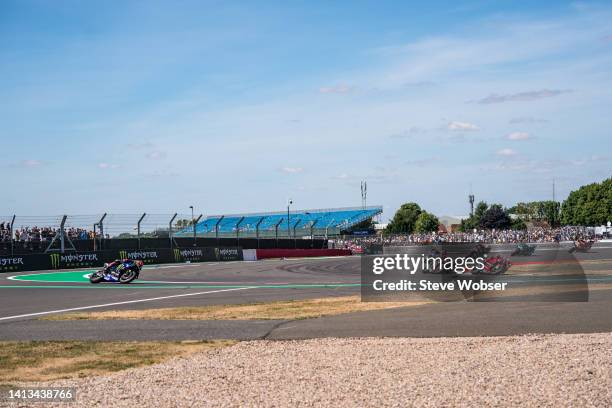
top-left (0, 247), bottom-right (243, 273)
top-left (242, 249), bottom-right (257, 261)
top-left (254, 248), bottom-right (352, 260)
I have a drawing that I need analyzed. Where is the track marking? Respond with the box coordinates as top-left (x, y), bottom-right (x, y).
top-left (0, 283), bottom-right (362, 289)
top-left (0, 287), bottom-right (252, 321)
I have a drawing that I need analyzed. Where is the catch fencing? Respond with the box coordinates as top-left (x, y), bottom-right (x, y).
top-left (0, 213), bottom-right (328, 256)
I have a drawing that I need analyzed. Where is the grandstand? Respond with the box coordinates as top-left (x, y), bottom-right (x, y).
top-left (176, 206), bottom-right (383, 239)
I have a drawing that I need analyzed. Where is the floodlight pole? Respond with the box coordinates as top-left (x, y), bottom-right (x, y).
top-left (215, 216), bottom-right (224, 244)
top-left (255, 216), bottom-right (265, 249)
top-left (169, 213), bottom-right (177, 250)
top-left (193, 214), bottom-right (202, 246)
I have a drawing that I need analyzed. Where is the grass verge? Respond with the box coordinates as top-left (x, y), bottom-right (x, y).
top-left (0, 340), bottom-right (234, 384)
top-left (42, 296), bottom-right (425, 321)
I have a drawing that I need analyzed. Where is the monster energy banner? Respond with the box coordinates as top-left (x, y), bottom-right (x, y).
top-left (0, 256), bottom-right (26, 272)
top-left (49, 252), bottom-right (99, 269)
top-left (171, 247), bottom-right (243, 263)
top-left (216, 247), bottom-right (242, 261)
top-left (0, 247), bottom-right (243, 273)
top-left (118, 250), bottom-right (160, 264)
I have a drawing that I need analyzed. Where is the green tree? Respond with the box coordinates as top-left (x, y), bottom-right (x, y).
top-left (459, 201), bottom-right (488, 231)
top-left (414, 211), bottom-right (440, 233)
top-left (479, 204), bottom-right (511, 230)
top-left (561, 177), bottom-right (612, 225)
top-left (511, 217), bottom-right (527, 230)
top-left (386, 202), bottom-right (422, 233)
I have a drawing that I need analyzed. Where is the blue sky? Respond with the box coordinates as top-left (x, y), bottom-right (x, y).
top-left (1, 0), bottom-right (611, 220)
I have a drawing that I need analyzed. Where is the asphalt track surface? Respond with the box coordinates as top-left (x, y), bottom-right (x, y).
top-left (1, 243), bottom-right (611, 340)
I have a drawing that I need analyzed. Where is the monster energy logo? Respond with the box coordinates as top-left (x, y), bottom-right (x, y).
top-left (119, 250), bottom-right (127, 259)
top-left (50, 253), bottom-right (61, 269)
top-left (173, 248), bottom-right (203, 261)
top-left (0, 257), bottom-right (24, 267)
top-left (50, 253), bottom-right (98, 269)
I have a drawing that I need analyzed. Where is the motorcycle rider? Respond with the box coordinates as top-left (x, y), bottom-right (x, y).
top-left (106, 259), bottom-right (144, 277)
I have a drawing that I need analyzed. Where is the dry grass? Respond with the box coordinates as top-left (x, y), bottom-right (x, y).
top-left (42, 296), bottom-right (425, 321)
top-left (0, 340), bottom-right (234, 384)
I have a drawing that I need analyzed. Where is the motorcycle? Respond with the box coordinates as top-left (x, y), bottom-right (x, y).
top-left (568, 240), bottom-right (594, 253)
top-left (511, 243), bottom-right (536, 256)
top-left (89, 259), bottom-right (143, 284)
top-left (471, 255), bottom-right (511, 275)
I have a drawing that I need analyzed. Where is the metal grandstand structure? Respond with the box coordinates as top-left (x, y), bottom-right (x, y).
top-left (175, 206), bottom-right (383, 239)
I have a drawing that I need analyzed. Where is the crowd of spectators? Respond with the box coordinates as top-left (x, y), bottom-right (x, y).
top-left (334, 226), bottom-right (597, 249)
top-left (1, 222), bottom-right (96, 252)
top-left (0, 222), bottom-right (11, 243)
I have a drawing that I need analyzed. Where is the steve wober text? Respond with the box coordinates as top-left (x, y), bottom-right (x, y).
top-left (372, 279), bottom-right (508, 292)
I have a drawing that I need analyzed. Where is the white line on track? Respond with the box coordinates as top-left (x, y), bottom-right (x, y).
top-left (0, 287), bottom-right (252, 321)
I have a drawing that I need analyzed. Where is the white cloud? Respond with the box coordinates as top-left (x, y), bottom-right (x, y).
top-left (506, 132), bottom-right (531, 141)
top-left (280, 167), bottom-right (303, 173)
top-left (447, 121), bottom-right (479, 131)
top-left (496, 148), bottom-right (517, 156)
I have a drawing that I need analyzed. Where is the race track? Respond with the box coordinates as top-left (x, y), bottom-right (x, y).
top-left (1, 243), bottom-right (611, 340)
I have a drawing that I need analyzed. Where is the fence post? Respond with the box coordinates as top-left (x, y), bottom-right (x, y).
top-left (137, 213), bottom-right (146, 250)
top-left (193, 214), bottom-right (202, 247)
top-left (275, 218), bottom-right (283, 248)
top-left (10, 215), bottom-right (15, 256)
top-left (293, 220), bottom-right (301, 249)
top-left (255, 216), bottom-right (265, 249)
top-left (310, 220), bottom-right (318, 248)
top-left (60, 215), bottom-right (67, 253)
top-left (235, 216), bottom-right (245, 245)
top-left (93, 223), bottom-right (97, 251)
top-left (310, 220), bottom-right (318, 240)
top-left (169, 213), bottom-right (177, 250)
top-left (215, 216), bottom-right (224, 245)
top-left (98, 213), bottom-right (107, 251)
top-left (325, 218), bottom-right (335, 240)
